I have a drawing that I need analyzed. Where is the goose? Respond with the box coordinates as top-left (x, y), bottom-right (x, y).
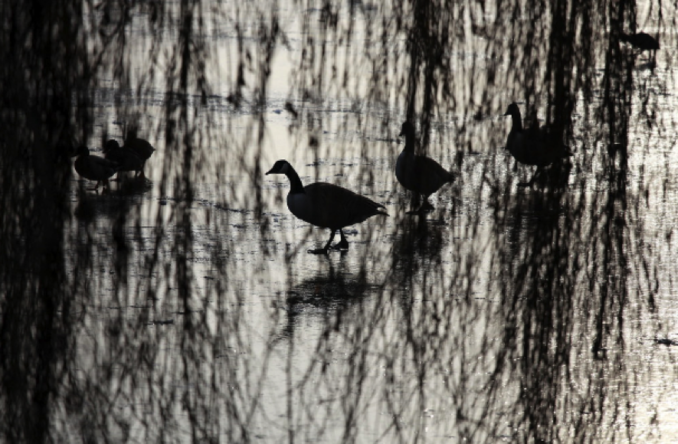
top-left (103, 139), bottom-right (145, 178)
top-left (266, 160), bottom-right (388, 254)
top-left (396, 121), bottom-right (455, 213)
top-left (503, 103), bottom-right (572, 187)
top-left (621, 32), bottom-right (659, 53)
top-left (120, 136), bottom-right (155, 179)
top-left (73, 145), bottom-right (119, 191)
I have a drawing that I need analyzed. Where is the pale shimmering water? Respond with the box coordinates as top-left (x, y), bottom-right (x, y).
top-left (3, 0), bottom-right (678, 443)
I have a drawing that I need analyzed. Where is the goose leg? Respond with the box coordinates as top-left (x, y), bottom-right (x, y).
top-left (407, 195), bottom-right (434, 215)
top-left (308, 229), bottom-right (336, 254)
top-left (419, 196), bottom-right (434, 212)
top-left (333, 229), bottom-right (349, 250)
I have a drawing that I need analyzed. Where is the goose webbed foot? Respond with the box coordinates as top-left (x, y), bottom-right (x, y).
top-left (332, 240), bottom-right (349, 250)
top-left (307, 229), bottom-right (338, 254)
top-left (332, 231), bottom-right (349, 250)
top-left (420, 200), bottom-right (434, 211)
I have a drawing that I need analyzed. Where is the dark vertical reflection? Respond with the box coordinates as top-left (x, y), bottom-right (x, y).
top-left (0, 1), bottom-right (83, 441)
top-left (1, 0), bottom-right (677, 442)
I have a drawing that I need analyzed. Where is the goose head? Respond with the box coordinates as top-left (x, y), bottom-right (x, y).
top-left (399, 121), bottom-right (415, 138)
top-left (503, 102), bottom-right (521, 118)
top-left (266, 160), bottom-right (292, 175)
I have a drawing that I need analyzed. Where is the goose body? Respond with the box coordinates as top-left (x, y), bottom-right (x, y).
top-left (266, 160), bottom-right (388, 254)
top-left (106, 136), bottom-right (155, 179)
top-left (74, 146), bottom-right (119, 191)
top-left (504, 103), bottom-right (572, 186)
top-left (396, 121), bottom-right (455, 213)
top-left (125, 137), bottom-right (155, 162)
top-left (104, 140), bottom-right (144, 176)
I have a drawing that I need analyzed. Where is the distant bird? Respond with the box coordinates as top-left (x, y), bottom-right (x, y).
top-left (621, 32), bottom-right (659, 54)
top-left (113, 136), bottom-right (155, 179)
top-left (103, 139), bottom-right (144, 178)
top-left (266, 160), bottom-right (388, 254)
top-left (396, 121), bottom-right (455, 213)
top-left (73, 145), bottom-right (119, 191)
top-left (503, 103), bottom-right (573, 187)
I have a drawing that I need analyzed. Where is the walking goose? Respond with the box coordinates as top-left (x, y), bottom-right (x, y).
top-left (266, 160), bottom-right (388, 254)
top-left (103, 139), bottom-right (145, 178)
top-left (396, 121), bottom-right (455, 213)
top-left (74, 145), bottom-right (119, 191)
top-left (503, 103), bottom-right (572, 187)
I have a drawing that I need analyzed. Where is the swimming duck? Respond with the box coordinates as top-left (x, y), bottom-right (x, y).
top-left (503, 103), bottom-right (572, 187)
top-left (73, 145), bottom-right (119, 191)
top-left (396, 121), bottom-right (455, 213)
top-left (266, 160), bottom-right (388, 254)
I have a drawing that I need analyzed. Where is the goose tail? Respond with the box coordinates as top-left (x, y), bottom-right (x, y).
top-left (376, 205), bottom-right (389, 217)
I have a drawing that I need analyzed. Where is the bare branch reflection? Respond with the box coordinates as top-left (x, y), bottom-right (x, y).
top-left (1, 0), bottom-right (677, 442)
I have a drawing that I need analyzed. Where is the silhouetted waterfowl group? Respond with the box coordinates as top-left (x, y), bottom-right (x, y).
top-left (267, 102), bottom-right (577, 253)
top-left (71, 27), bottom-right (659, 252)
top-left (73, 135), bottom-right (156, 192)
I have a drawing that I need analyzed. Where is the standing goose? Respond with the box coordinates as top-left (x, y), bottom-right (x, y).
top-left (503, 103), bottom-right (572, 187)
top-left (74, 145), bottom-right (119, 191)
top-left (124, 136), bottom-right (155, 179)
top-left (103, 139), bottom-right (145, 178)
top-left (396, 121), bottom-right (455, 213)
top-left (266, 160), bottom-right (388, 254)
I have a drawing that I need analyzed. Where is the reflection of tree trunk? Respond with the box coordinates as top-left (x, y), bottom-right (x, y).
top-left (0, 1), bottom-right (91, 440)
top-left (593, 0), bottom-right (633, 358)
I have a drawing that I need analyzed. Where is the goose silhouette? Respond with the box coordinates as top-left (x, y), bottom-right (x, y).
top-left (503, 103), bottom-right (573, 187)
top-left (103, 140), bottom-right (144, 179)
top-left (103, 136), bottom-right (155, 179)
top-left (266, 160), bottom-right (388, 254)
top-left (396, 121), bottom-right (455, 213)
top-left (124, 137), bottom-right (155, 179)
top-left (73, 145), bottom-right (119, 191)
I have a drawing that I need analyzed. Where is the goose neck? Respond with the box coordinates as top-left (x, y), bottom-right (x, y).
top-left (511, 110), bottom-right (523, 131)
top-left (284, 165), bottom-right (305, 193)
top-left (403, 131), bottom-right (416, 153)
